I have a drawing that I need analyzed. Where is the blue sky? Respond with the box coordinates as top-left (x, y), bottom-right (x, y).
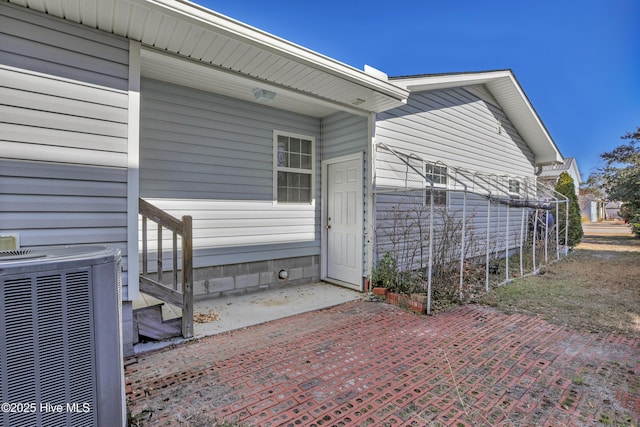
top-left (199, 0), bottom-right (639, 182)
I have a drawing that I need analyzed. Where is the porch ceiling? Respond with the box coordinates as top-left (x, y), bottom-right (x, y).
top-left (8, 0), bottom-right (408, 118)
top-left (140, 48), bottom-right (355, 118)
top-left (391, 70), bottom-right (564, 166)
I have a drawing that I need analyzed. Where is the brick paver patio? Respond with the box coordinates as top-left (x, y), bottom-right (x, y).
top-left (126, 302), bottom-right (639, 426)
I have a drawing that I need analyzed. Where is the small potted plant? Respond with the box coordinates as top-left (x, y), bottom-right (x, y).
top-left (371, 252), bottom-right (399, 299)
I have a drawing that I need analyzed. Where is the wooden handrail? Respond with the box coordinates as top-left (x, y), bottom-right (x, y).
top-left (139, 198), bottom-right (193, 339)
top-left (139, 198), bottom-right (183, 234)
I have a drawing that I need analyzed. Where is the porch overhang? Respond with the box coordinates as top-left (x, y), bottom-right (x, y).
top-left (8, 0), bottom-right (408, 117)
top-left (390, 70), bottom-right (564, 166)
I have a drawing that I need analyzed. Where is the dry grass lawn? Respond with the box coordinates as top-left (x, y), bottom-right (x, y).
top-left (480, 221), bottom-right (640, 338)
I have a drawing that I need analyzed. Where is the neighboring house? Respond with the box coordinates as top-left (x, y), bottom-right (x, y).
top-left (538, 157), bottom-right (582, 196)
top-left (605, 201), bottom-right (623, 220)
top-left (1, 1), bottom-right (563, 354)
top-left (579, 190), bottom-right (607, 222)
top-left (372, 71), bottom-right (563, 270)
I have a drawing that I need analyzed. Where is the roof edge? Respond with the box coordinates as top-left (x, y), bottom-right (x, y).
top-left (146, 0), bottom-right (409, 101)
top-left (391, 69), bottom-right (563, 166)
top-left (389, 69), bottom-right (513, 91)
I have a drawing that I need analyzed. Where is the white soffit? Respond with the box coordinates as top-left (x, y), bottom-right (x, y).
top-left (141, 48), bottom-right (346, 118)
top-left (391, 70), bottom-right (563, 165)
top-left (7, 0), bottom-right (408, 116)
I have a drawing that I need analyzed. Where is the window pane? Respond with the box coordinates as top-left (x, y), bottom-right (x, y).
top-left (277, 171), bottom-right (312, 203)
top-left (277, 141), bottom-right (287, 167)
top-left (290, 153), bottom-right (301, 169)
top-left (299, 189), bottom-right (310, 202)
top-left (301, 139), bottom-right (312, 154)
top-left (290, 138), bottom-right (301, 153)
top-left (289, 172), bottom-right (300, 187)
top-left (426, 163), bottom-right (447, 186)
top-left (426, 189), bottom-right (447, 206)
top-left (301, 154), bottom-right (312, 170)
top-left (277, 187), bottom-right (287, 202)
top-left (299, 174), bottom-right (311, 189)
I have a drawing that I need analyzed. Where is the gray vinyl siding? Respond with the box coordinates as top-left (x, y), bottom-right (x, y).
top-left (322, 112), bottom-right (371, 275)
top-left (322, 112), bottom-right (368, 159)
top-left (0, 4), bottom-right (130, 288)
top-left (139, 78), bottom-right (322, 268)
top-left (373, 86), bottom-right (537, 267)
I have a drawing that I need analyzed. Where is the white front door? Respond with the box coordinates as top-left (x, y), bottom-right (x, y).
top-left (326, 157), bottom-right (363, 289)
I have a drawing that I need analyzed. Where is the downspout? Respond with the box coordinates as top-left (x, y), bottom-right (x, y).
top-left (127, 40), bottom-right (142, 301)
top-left (564, 197), bottom-right (569, 255)
top-left (519, 208), bottom-right (525, 277)
top-left (366, 112), bottom-right (377, 286)
top-left (556, 199), bottom-right (561, 260)
top-left (505, 204), bottom-right (510, 282)
top-left (532, 207), bottom-right (539, 271)
top-left (427, 182), bottom-right (434, 315)
top-left (485, 198), bottom-right (491, 292)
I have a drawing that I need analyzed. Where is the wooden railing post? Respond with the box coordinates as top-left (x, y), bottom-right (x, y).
top-left (181, 215), bottom-right (193, 338)
top-left (139, 198), bottom-right (194, 340)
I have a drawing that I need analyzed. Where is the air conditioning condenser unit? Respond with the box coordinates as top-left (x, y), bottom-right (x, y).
top-left (0, 245), bottom-right (125, 427)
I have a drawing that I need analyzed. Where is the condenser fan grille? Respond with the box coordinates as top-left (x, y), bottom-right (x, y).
top-left (0, 249), bottom-right (46, 261)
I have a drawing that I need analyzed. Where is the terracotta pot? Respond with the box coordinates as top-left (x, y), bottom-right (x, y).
top-left (411, 293), bottom-right (427, 304)
top-left (373, 287), bottom-right (388, 296)
top-left (398, 294), bottom-right (411, 309)
top-left (386, 292), bottom-right (399, 305)
top-left (409, 299), bottom-right (427, 314)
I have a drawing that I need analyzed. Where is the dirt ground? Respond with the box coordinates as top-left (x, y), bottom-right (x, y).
top-left (481, 221), bottom-right (640, 338)
top-left (127, 221), bottom-right (639, 426)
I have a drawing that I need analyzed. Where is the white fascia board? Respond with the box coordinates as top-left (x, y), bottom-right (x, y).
top-left (569, 159), bottom-right (583, 185)
top-left (7, 0), bottom-right (408, 107)
top-left (498, 73), bottom-right (564, 166)
top-left (391, 70), bottom-right (513, 92)
top-left (139, 0), bottom-right (409, 102)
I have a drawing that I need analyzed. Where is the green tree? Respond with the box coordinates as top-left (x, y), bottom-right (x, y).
top-left (554, 172), bottom-right (583, 247)
top-left (595, 127), bottom-right (640, 237)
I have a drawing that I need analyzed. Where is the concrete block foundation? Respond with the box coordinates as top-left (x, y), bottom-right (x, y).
top-left (193, 255), bottom-right (320, 300)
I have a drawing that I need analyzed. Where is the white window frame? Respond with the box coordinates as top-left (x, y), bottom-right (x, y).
top-left (509, 178), bottom-right (521, 199)
top-left (273, 130), bottom-right (315, 206)
top-left (424, 162), bottom-right (448, 207)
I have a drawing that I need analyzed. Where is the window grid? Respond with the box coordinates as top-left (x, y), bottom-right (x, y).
top-left (275, 132), bottom-right (314, 204)
top-left (509, 179), bottom-right (521, 196)
top-left (425, 163), bottom-right (448, 186)
top-left (425, 162), bottom-right (448, 206)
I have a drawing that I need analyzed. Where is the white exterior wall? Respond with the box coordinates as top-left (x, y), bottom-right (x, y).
top-left (0, 4), bottom-right (131, 294)
top-left (376, 86), bottom-right (536, 180)
top-left (373, 86), bottom-right (537, 267)
top-left (139, 78), bottom-right (322, 268)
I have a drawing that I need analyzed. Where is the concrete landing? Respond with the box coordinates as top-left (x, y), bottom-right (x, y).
top-left (133, 282), bottom-right (361, 354)
top-left (191, 282), bottom-right (361, 338)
